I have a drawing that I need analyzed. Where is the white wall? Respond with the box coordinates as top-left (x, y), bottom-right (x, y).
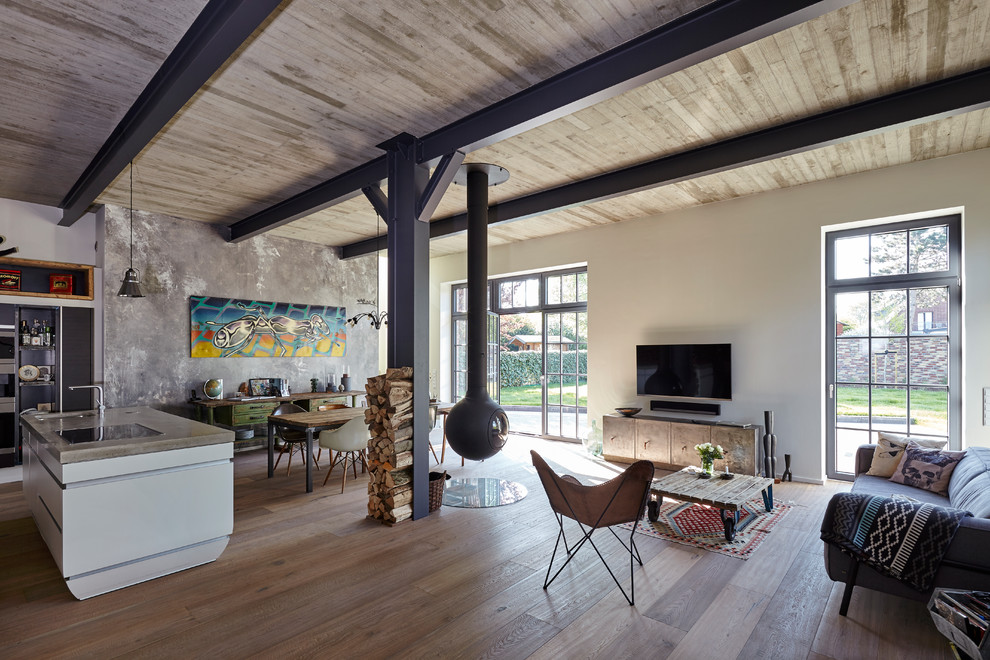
top-left (0, 199), bottom-right (98, 266)
top-left (0, 198), bottom-right (103, 382)
top-left (429, 148), bottom-right (990, 483)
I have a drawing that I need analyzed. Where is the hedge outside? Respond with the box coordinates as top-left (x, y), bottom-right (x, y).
top-left (500, 349), bottom-right (587, 387)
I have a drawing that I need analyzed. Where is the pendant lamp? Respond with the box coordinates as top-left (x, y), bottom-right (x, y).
top-left (117, 161), bottom-right (144, 298)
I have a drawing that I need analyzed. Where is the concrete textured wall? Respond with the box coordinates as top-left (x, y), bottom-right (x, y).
top-left (102, 206), bottom-right (378, 415)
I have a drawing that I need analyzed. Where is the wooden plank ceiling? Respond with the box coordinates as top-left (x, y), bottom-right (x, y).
top-left (0, 0), bottom-right (206, 205)
top-left (1, 0), bottom-right (988, 256)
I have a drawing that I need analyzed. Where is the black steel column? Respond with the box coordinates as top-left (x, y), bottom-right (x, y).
top-left (381, 133), bottom-right (431, 520)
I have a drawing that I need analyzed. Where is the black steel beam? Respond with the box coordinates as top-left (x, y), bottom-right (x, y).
top-left (338, 66), bottom-right (990, 258)
top-left (59, 0), bottom-right (282, 226)
top-left (416, 0), bottom-right (855, 164)
top-left (228, 157), bottom-right (387, 241)
top-left (342, 234), bottom-right (389, 260)
top-left (232, 0), bottom-right (850, 240)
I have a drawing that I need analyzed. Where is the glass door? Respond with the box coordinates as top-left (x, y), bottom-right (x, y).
top-left (487, 311), bottom-right (499, 402)
top-left (496, 311), bottom-right (543, 435)
top-left (543, 309), bottom-right (587, 442)
top-left (826, 216), bottom-right (960, 479)
top-left (451, 267), bottom-right (588, 441)
top-left (449, 292), bottom-right (500, 403)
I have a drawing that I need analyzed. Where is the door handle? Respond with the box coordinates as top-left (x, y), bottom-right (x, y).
top-left (829, 383), bottom-right (834, 399)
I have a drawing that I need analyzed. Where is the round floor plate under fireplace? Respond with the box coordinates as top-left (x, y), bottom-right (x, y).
top-left (442, 478), bottom-right (527, 508)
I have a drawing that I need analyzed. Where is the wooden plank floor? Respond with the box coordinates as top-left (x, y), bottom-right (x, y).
top-left (0, 436), bottom-right (955, 659)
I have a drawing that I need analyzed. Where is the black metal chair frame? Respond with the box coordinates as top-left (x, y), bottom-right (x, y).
top-left (541, 468), bottom-right (652, 606)
top-left (272, 403), bottom-right (320, 475)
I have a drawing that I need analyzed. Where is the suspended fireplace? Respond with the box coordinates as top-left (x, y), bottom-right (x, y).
top-left (444, 163), bottom-right (510, 461)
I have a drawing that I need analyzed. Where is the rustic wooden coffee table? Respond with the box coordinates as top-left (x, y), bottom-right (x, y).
top-left (649, 469), bottom-right (774, 541)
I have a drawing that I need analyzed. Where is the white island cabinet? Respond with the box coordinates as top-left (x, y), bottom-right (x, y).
top-left (20, 406), bottom-right (233, 599)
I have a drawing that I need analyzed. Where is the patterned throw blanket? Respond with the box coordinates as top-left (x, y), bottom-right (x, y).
top-left (821, 492), bottom-right (971, 592)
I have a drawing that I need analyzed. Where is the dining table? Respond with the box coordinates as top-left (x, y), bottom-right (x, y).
top-left (432, 402), bottom-right (454, 463)
top-left (267, 407), bottom-right (366, 492)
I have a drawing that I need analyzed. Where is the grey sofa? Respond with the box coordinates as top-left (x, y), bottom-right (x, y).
top-left (822, 444), bottom-right (990, 611)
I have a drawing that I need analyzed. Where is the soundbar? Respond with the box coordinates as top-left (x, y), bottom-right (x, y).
top-left (650, 400), bottom-right (721, 416)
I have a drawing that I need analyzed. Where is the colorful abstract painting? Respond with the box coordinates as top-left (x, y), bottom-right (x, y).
top-left (190, 296), bottom-right (347, 358)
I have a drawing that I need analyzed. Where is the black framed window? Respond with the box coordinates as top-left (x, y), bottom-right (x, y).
top-left (825, 215), bottom-right (961, 479)
top-left (450, 266), bottom-right (588, 410)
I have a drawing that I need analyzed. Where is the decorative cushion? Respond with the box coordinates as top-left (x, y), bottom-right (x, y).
top-left (888, 442), bottom-right (966, 495)
top-left (866, 432), bottom-right (947, 477)
top-left (947, 446), bottom-right (990, 518)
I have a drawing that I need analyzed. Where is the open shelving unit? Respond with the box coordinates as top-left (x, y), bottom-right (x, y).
top-left (0, 256), bottom-right (94, 301)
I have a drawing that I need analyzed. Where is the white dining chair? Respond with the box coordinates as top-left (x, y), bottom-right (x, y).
top-left (318, 415), bottom-right (370, 492)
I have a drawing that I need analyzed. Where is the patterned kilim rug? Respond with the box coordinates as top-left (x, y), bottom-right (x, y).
top-left (620, 496), bottom-right (792, 559)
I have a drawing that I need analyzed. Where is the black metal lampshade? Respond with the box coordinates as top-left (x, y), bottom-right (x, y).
top-left (118, 161), bottom-right (144, 298)
top-left (116, 267), bottom-right (144, 298)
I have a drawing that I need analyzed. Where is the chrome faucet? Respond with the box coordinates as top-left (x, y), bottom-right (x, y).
top-left (69, 385), bottom-right (105, 417)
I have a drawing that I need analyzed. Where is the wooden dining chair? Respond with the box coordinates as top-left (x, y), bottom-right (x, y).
top-left (531, 450), bottom-right (654, 605)
top-left (272, 403), bottom-right (319, 476)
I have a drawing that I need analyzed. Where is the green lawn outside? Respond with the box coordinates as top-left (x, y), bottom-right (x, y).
top-left (500, 381), bottom-right (587, 407)
top-left (836, 385), bottom-right (947, 427)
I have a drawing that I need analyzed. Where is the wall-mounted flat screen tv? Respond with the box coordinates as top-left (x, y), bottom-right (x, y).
top-left (636, 344), bottom-right (732, 400)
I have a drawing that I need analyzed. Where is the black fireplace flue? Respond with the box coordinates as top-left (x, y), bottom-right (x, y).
top-left (444, 164), bottom-right (509, 461)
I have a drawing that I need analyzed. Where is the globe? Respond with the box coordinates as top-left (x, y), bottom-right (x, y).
top-left (203, 378), bottom-right (223, 400)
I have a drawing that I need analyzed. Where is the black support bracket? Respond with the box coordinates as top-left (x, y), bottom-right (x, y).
top-left (417, 151), bottom-right (465, 222)
top-left (362, 185), bottom-right (389, 224)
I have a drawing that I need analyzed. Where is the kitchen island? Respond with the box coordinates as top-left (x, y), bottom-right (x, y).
top-left (21, 406), bottom-right (234, 599)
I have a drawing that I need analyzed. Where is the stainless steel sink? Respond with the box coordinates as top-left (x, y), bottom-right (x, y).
top-left (56, 423), bottom-right (164, 445)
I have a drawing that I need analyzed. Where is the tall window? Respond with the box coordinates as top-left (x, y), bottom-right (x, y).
top-left (450, 266), bottom-right (588, 441)
top-left (825, 215), bottom-right (961, 479)
top-left (451, 286), bottom-right (468, 400)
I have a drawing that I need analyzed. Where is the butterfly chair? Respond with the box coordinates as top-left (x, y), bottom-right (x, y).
top-left (272, 403), bottom-right (321, 476)
top-left (531, 450), bottom-right (655, 606)
top-left (318, 415), bottom-right (370, 492)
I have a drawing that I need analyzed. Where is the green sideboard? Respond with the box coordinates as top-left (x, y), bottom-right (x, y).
top-left (192, 391), bottom-right (364, 429)
top-left (213, 400), bottom-right (279, 427)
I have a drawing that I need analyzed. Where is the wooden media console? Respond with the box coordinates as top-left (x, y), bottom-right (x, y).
top-left (603, 414), bottom-right (760, 476)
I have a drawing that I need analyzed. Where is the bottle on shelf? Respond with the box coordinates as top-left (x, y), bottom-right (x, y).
top-left (20, 320), bottom-right (29, 346)
top-left (42, 321), bottom-right (51, 347)
top-left (31, 319), bottom-right (41, 346)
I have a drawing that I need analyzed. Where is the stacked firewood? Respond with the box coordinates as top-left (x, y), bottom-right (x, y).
top-left (365, 367), bottom-right (415, 524)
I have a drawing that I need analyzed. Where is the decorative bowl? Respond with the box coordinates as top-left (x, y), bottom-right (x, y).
top-left (615, 407), bottom-right (641, 417)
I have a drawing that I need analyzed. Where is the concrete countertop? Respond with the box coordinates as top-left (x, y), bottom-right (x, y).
top-left (21, 406), bottom-right (233, 465)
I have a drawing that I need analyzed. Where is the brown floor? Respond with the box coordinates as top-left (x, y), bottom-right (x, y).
top-left (0, 437), bottom-right (954, 659)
